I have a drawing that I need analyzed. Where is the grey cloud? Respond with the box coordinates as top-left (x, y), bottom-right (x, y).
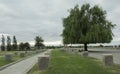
top-left (0, 0), bottom-right (119, 45)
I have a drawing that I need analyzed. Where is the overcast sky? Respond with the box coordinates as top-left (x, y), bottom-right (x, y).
top-left (0, 0), bottom-right (119, 45)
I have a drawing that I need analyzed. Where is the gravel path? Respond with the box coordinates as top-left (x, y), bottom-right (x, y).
top-left (88, 48), bottom-right (120, 64)
top-left (0, 49), bottom-right (52, 74)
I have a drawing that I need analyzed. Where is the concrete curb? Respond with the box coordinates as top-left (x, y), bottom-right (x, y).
top-left (23, 61), bottom-right (37, 74)
top-left (0, 58), bottom-right (25, 71)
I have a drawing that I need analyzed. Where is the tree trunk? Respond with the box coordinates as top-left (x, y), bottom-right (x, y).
top-left (84, 43), bottom-right (88, 51)
top-left (70, 44), bottom-right (72, 48)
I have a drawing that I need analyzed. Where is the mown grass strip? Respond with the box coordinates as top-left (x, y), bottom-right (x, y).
top-left (28, 49), bottom-right (120, 74)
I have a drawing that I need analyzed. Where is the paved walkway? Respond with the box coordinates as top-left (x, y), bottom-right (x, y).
top-left (88, 48), bottom-right (120, 64)
top-left (0, 49), bottom-right (52, 74)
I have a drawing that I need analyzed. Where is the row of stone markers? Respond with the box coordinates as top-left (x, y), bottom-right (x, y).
top-left (5, 52), bottom-right (26, 62)
top-left (5, 52), bottom-right (25, 62)
top-left (60, 48), bottom-right (113, 66)
top-left (5, 49), bottom-right (46, 62)
top-left (60, 48), bottom-right (84, 55)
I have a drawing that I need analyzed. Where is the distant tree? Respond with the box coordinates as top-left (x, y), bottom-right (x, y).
top-left (12, 36), bottom-right (18, 51)
top-left (19, 42), bottom-right (24, 51)
top-left (118, 45), bottom-right (120, 48)
top-left (1, 35), bottom-right (5, 51)
top-left (99, 44), bottom-right (103, 47)
top-left (7, 36), bottom-right (12, 51)
top-left (24, 42), bottom-right (31, 50)
top-left (62, 4), bottom-right (115, 51)
top-left (19, 42), bottom-right (31, 51)
top-left (34, 36), bottom-right (44, 49)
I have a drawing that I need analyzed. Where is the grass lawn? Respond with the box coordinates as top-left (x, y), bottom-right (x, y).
top-left (0, 57), bottom-right (14, 67)
top-left (0, 51), bottom-right (16, 56)
top-left (28, 49), bottom-right (120, 74)
top-left (0, 51), bottom-right (34, 67)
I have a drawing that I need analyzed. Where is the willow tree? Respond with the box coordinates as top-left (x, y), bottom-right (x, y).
top-left (62, 4), bottom-right (115, 51)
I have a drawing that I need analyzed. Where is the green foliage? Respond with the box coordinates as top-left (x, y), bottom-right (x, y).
top-left (7, 36), bottom-right (12, 51)
top-left (1, 35), bottom-right (5, 51)
top-left (12, 36), bottom-right (18, 51)
top-left (62, 3), bottom-right (115, 45)
top-left (19, 42), bottom-right (24, 51)
top-left (34, 36), bottom-right (44, 49)
top-left (19, 42), bottom-right (31, 51)
top-left (24, 42), bottom-right (31, 50)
